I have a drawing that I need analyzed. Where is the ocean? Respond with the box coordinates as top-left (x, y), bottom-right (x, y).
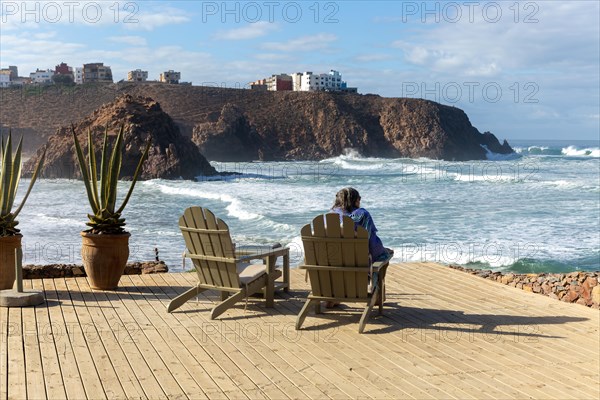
top-left (18, 139), bottom-right (599, 274)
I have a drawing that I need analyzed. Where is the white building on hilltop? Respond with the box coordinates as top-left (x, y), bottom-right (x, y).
top-left (0, 73), bottom-right (10, 88)
top-left (30, 69), bottom-right (54, 84)
top-left (287, 70), bottom-right (356, 92)
top-left (128, 69), bottom-right (148, 82)
top-left (74, 67), bottom-right (83, 84)
top-left (159, 70), bottom-right (180, 84)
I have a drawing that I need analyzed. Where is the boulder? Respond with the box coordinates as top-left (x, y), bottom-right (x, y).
top-left (24, 94), bottom-right (217, 180)
top-left (592, 285), bottom-right (600, 305)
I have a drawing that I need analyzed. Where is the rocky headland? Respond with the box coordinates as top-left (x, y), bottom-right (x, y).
top-left (2, 83), bottom-right (514, 178)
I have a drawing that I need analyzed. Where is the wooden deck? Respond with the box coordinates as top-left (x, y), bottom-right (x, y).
top-left (1, 262), bottom-right (598, 399)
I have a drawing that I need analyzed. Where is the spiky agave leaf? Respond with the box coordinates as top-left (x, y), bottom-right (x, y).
top-left (12, 146), bottom-right (46, 219)
top-left (72, 125), bottom-right (99, 214)
top-left (73, 124), bottom-right (150, 235)
top-left (0, 134), bottom-right (13, 216)
top-left (0, 131), bottom-right (46, 237)
top-left (88, 128), bottom-right (99, 209)
top-left (105, 125), bottom-right (124, 214)
top-left (99, 125), bottom-right (109, 208)
top-left (116, 137), bottom-right (151, 214)
top-left (6, 136), bottom-right (23, 213)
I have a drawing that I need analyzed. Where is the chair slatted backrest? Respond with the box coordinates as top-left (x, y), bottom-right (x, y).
top-left (179, 207), bottom-right (240, 289)
top-left (301, 214), bottom-right (370, 299)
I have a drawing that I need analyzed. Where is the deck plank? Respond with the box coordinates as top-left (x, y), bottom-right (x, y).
top-left (171, 271), bottom-right (380, 400)
top-left (387, 263), bottom-right (599, 398)
top-left (384, 268), bottom-right (580, 396)
top-left (31, 278), bottom-right (67, 400)
top-left (121, 274), bottom-right (235, 400)
top-left (131, 272), bottom-right (294, 400)
top-left (21, 279), bottom-right (47, 400)
top-left (62, 278), bottom-right (127, 400)
top-left (97, 277), bottom-right (192, 399)
top-left (153, 272), bottom-right (332, 400)
top-left (53, 277), bottom-right (107, 399)
top-left (41, 278), bottom-right (88, 399)
top-left (0, 302), bottom-right (8, 400)
top-left (79, 278), bottom-right (168, 399)
top-left (131, 277), bottom-right (304, 398)
top-left (158, 272), bottom-right (345, 399)
top-left (2, 263), bottom-right (598, 400)
top-left (6, 305), bottom-right (26, 399)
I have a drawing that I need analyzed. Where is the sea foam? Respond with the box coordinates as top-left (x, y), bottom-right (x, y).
top-left (561, 146), bottom-right (600, 157)
top-left (481, 145), bottom-right (522, 161)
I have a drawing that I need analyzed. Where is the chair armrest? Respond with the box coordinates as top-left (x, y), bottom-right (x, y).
top-left (372, 254), bottom-right (392, 272)
top-left (235, 245), bottom-right (288, 262)
top-left (237, 254), bottom-right (263, 263)
top-left (236, 244), bottom-right (275, 254)
top-left (183, 248), bottom-right (288, 264)
top-left (300, 264), bottom-right (370, 273)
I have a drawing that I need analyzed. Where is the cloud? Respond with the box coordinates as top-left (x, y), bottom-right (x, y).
top-left (391, 2), bottom-right (600, 78)
top-left (127, 8), bottom-right (190, 31)
top-left (354, 53), bottom-right (394, 62)
top-left (262, 33), bottom-right (337, 52)
top-left (0, 33), bottom-right (85, 69)
top-left (253, 53), bottom-right (292, 61)
top-left (213, 22), bottom-right (278, 40)
top-left (0, 2), bottom-right (190, 30)
top-left (32, 31), bottom-right (56, 40)
top-left (108, 35), bottom-right (147, 46)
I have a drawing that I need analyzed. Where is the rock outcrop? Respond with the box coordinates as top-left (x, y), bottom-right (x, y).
top-left (24, 94), bottom-right (217, 179)
top-left (192, 104), bottom-right (262, 161)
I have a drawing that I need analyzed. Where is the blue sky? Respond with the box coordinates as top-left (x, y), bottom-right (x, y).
top-left (1, 1), bottom-right (599, 141)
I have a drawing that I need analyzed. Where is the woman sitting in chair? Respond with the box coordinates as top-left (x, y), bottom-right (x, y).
top-left (331, 187), bottom-right (393, 263)
top-left (329, 187), bottom-right (393, 308)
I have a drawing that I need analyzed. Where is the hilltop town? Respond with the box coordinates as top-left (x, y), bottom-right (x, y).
top-left (0, 62), bottom-right (357, 93)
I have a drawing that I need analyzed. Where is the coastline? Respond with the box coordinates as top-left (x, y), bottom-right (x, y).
top-left (449, 265), bottom-right (600, 308)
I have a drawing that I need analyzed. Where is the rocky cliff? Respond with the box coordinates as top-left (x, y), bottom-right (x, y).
top-left (3, 83), bottom-right (514, 163)
top-left (191, 92), bottom-right (513, 161)
top-left (24, 94), bottom-right (217, 179)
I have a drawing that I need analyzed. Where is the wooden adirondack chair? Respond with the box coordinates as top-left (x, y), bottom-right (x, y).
top-left (167, 206), bottom-right (289, 319)
top-left (296, 213), bottom-right (391, 333)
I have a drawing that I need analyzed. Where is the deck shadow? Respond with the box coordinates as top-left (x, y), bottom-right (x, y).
top-left (364, 304), bottom-right (588, 338)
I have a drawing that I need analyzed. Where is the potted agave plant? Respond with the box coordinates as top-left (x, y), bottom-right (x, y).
top-left (0, 133), bottom-right (46, 290)
top-left (72, 125), bottom-right (150, 290)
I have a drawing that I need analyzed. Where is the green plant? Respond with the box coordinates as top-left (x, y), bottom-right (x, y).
top-left (72, 125), bottom-right (150, 234)
top-left (0, 132), bottom-right (46, 237)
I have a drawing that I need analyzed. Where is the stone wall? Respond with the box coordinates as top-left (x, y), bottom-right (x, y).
top-left (23, 261), bottom-right (168, 279)
top-left (449, 265), bottom-right (599, 308)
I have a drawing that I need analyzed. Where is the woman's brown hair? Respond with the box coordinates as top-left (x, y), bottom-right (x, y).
top-left (332, 187), bottom-right (361, 213)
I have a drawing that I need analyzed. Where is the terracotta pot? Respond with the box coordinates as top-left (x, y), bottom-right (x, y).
top-left (0, 235), bottom-right (22, 290)
top-left (81, 232), bottom-right (130, 290)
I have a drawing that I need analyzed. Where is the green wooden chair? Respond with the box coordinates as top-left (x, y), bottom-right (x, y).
top-left (167, 206), bottom-right (289, 319)
top-left (296, 213), bottom-right (391, 333)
